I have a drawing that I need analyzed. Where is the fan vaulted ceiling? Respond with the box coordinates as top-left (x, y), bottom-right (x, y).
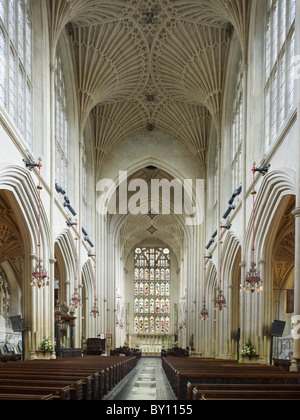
top-left (48, 0), bottom-right (252, 258)
top-left (48, 0), bottom-right (252, 167)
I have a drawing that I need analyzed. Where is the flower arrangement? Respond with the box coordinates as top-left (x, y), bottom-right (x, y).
top-left (241, 340), bottom-right (257, 358)
top-left (40, 337), bottom-right (55, 351)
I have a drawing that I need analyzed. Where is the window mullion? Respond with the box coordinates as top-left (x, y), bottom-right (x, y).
top-left (265, 0), bottom-right (295, 152)
top-left (1, 0), bottom-right (32, 148)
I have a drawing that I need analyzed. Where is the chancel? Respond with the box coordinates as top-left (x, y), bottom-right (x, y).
top-left (0, 0), bottom-right (299, 402)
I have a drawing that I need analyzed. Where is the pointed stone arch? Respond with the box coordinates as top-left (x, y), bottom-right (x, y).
top-left (81, 258), bottom-right (96, 341)
top-left (204, 260), bottom-right (217, 357)
top-left (55, 229), bottom-right (76, 306)
top-left (243, 168), bottom-right (296, 360)
top-left (0, 165), bottom-right (52, 358)
top-left (222, 230), bottom-right (242, 358)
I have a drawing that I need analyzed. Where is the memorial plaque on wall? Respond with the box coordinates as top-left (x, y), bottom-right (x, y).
top-left (286, 290), bottom-right (294, 314)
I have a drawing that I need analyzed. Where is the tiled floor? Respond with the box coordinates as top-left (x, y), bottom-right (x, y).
top-left (113, 358), bottom-right (176, 401)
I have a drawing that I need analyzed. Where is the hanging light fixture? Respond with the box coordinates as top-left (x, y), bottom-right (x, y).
top-left (70, 221), bottom-right (82, 310)
top-left (31, 158), bottom-right (49, 288)
top-left (244, 163), bottom-right (263, 293)
top-left (200, 255), bottom-right (209, 321)
top-left (214, 288), bottom-right (227, 311)
top-left (214, 224), bottom-right (227, 311)
top-left (90, 255), bottom-right (100, 318)
top-left (91, 300), bottom-right (100, 319)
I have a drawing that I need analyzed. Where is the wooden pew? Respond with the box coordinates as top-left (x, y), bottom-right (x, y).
top-left (41, 355), bottom-right (137, 398)
top-left (0, 393), bottom-right (54, 400)
top-left (28, 359), bottom-right (108, 398)
top-left (177, 370), bottom-right (300, 400)
top-left (0, 373), bottom-right (83, 400)
top-left (161, 357), bottom-right (300, 400)
top-left (0, 378), bottom-right (78, 400)
top-left (0, 369), bottom-right (92, 400)
top-left (187, 382), bottom-right (300, 400)
top-left (162, 357), bottom-right (281, 389)
top-left (0, 356), bottom-right (138, 400)
top-left (0, 384), bottom-right (70, 400)
top-left (200, 390), bottom-right (300, 400)
top-left (27, 356), bottom-right (137, 398)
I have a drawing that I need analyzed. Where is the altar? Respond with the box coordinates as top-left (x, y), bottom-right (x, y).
top-left (141, 344), bottom-right (162, 358)
top-left (129, 333), bottom-right (174, 357)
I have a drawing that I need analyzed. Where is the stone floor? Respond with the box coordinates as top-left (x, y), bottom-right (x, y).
top-left (112, 358), bottom-right (176, 401)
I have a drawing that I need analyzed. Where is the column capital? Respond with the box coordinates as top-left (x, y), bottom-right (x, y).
top-left (292, 207), bottom-right (300, 219)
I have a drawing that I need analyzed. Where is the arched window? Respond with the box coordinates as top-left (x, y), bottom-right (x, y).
top-left (265, 0), bottom-right (295, 152)
top-left (0, 0), bottom-right (32, 149)
top-left (55, 48), bottom-right (69, 191)
top-left (134, 298), bottom-right (139, 313)
top-left (133, 247), bottom-right (171, 335)
top-left (150, 298), bottom-right (154, 313)
top-left (134, 282), bottom-right (139, 296)
top-left (150, 316), bottom-right (154, 333)
top-left (144, 316), bottom-right (149, 333)
top-left (166, 317), bottom-right (170, 333)
top-left (134, 316), bottom-right (139, 333)
top-left (144, 299), bottom-right (149, 313)
top-left (231, 57), bottom-right (243, 192)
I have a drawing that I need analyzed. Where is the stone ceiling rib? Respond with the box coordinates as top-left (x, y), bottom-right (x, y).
top-left (155, 103), bottom-right (211, 164)
top-left (48, 0), bottom-right (251, 50)
top-left (73, 22), bottom-right (149, 126)
top-left (91, 99), bottom-right (211, 166)
top-left (91, 101), bottom-right (148, 166)
top-left (152, 23), bottom-right (231, 126)
top-left (109, 169), bottom-right (187, 260)
top-left (48, 0), bottom-right (253, 171)
top-left (46, 0), bottom-right (255, 260)
top-left (198, 0), bottom-right (252, 54)
top-left (120, 213), bottom-right (183, 261)
top-left (47, 0), bottom-right (129, 48)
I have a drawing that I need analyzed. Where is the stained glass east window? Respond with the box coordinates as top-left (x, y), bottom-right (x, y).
top-left (133, 247), bottom-right (171, 334)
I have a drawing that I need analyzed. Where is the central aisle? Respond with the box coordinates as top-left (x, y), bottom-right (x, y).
top-left (113, 358), bottom-right (176, 401)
